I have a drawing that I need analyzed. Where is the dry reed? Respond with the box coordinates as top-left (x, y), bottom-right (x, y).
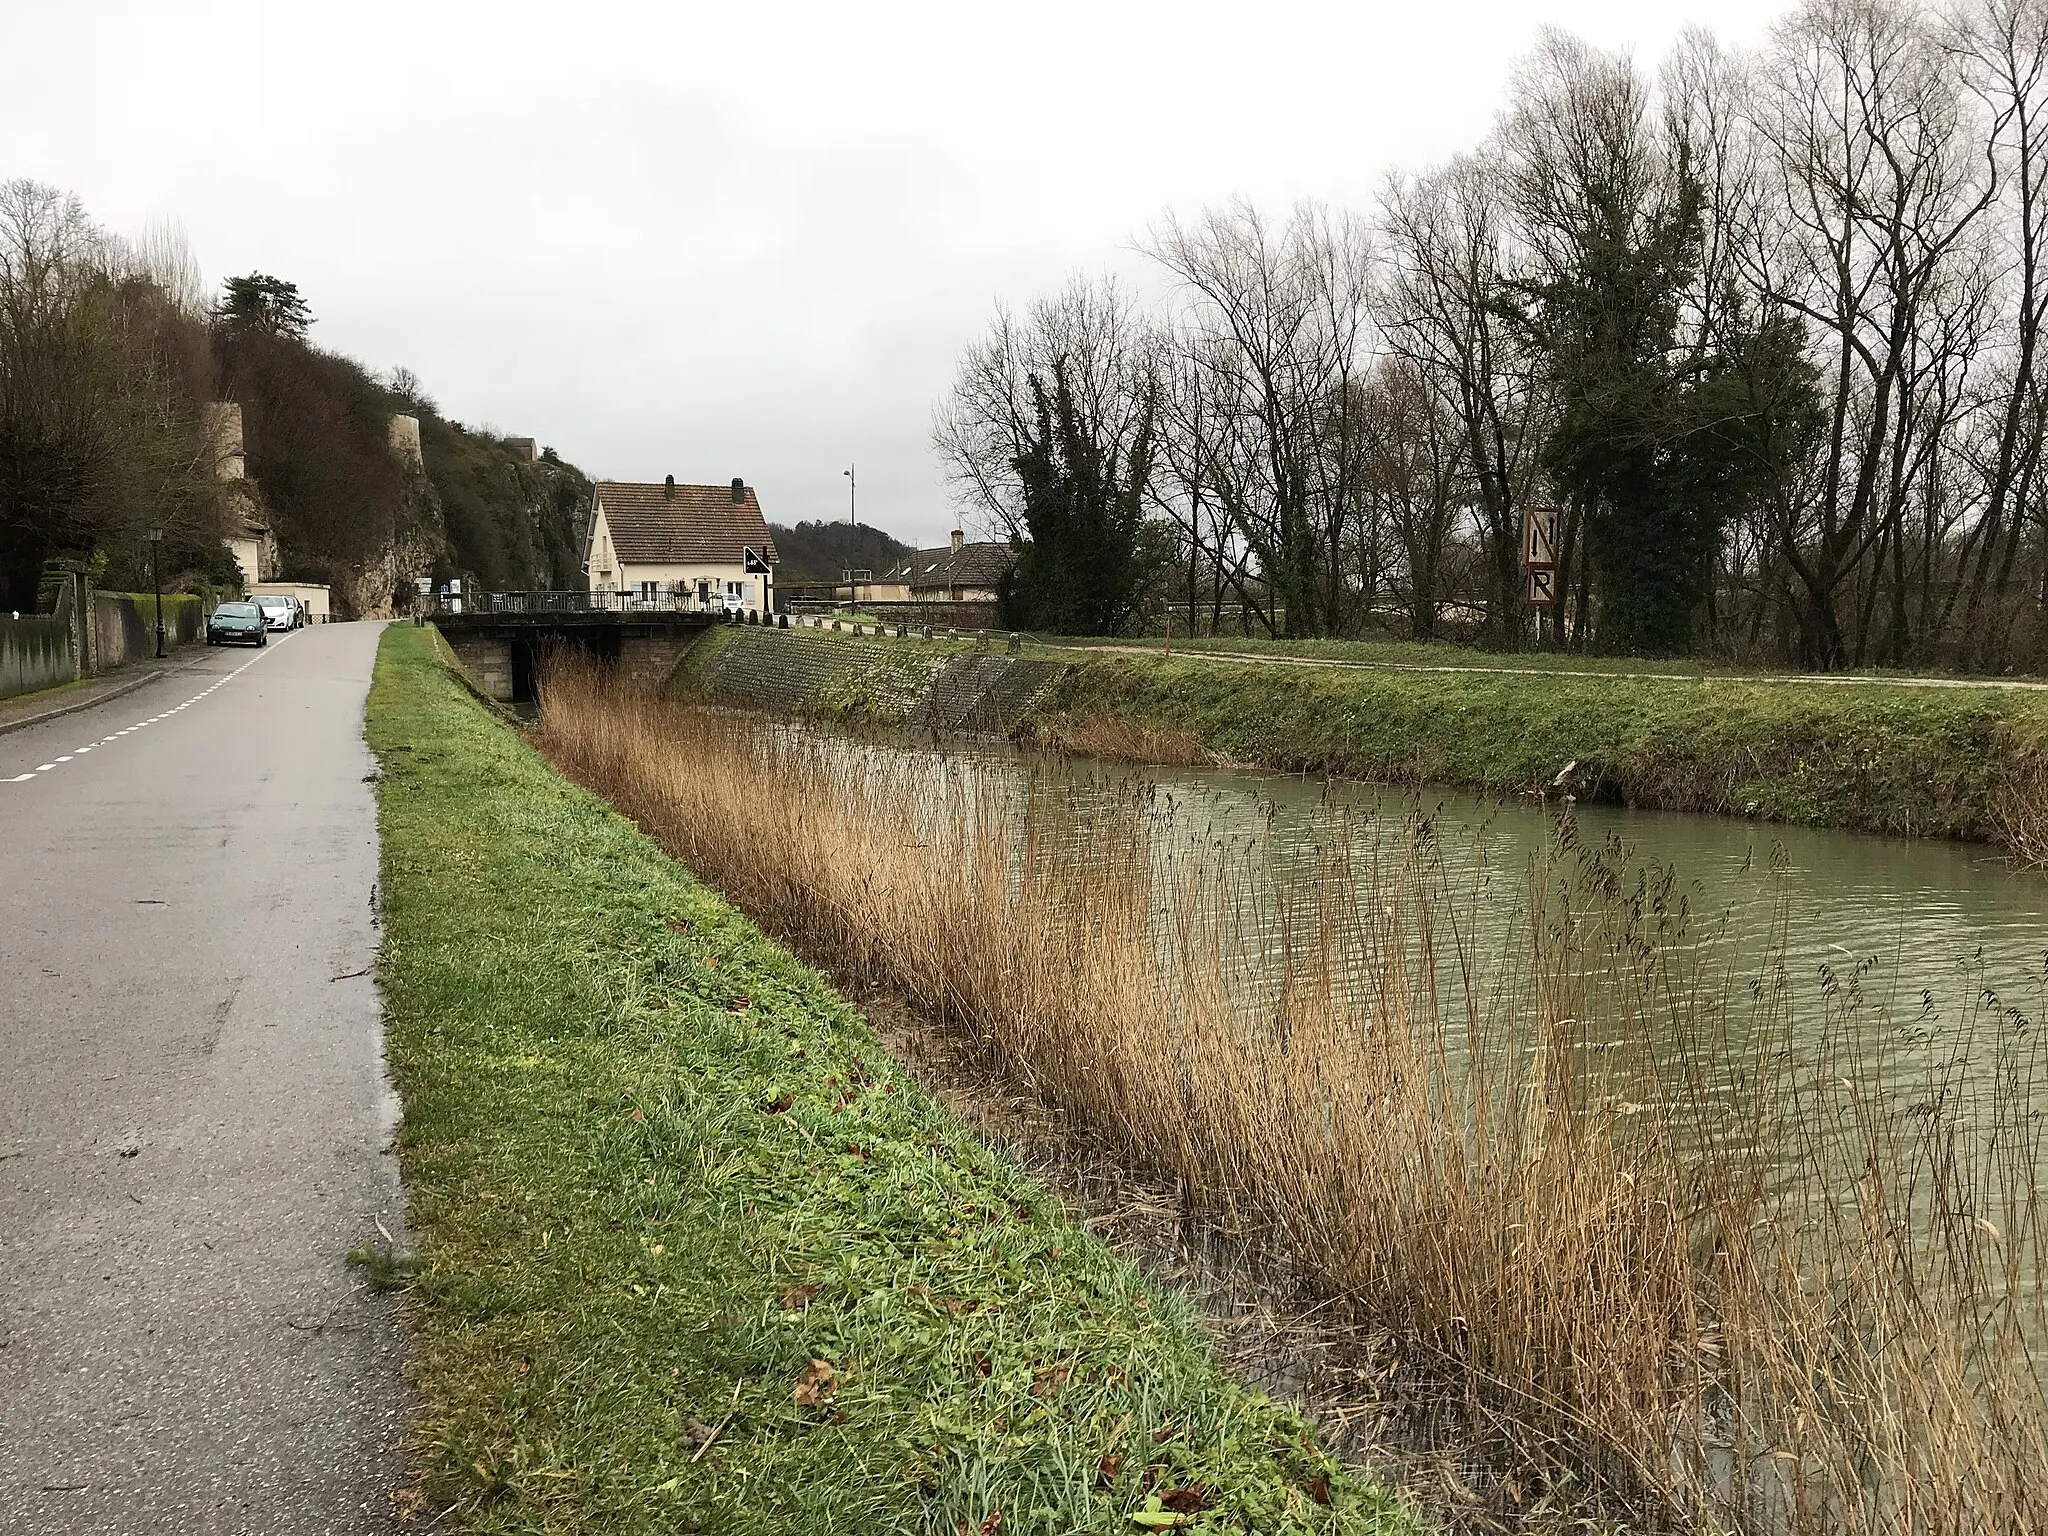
top-left (1997, 735), bottom-right (2048, 870)
top-left (533, 661), bottom-right (2048, 1534)
top-left (1023, 711), bottom-right (1215, 767)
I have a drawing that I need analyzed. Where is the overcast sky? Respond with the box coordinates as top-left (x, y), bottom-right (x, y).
top-left (10, 0), bottom-right (1790, 547)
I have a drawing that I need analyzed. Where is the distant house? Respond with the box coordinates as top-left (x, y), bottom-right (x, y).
top-left (584, 477), bottom-right (778, 612)
top-left (877, 530), bottom-right (1014, 605)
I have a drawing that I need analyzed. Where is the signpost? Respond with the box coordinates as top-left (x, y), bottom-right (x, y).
top-left (1522, 505), bottom-right (1560, 644)
top-left (1523, 505), bottom-right (1559, 576)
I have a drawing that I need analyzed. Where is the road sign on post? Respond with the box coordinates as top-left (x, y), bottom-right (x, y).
top-left (1522, 504), bottom-right (1560, 638)
top-left (1523, 505), bottom-right (1560, 576)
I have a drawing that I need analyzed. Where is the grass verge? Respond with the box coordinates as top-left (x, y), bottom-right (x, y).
top-left (368, 621), bottom-right (1401, 1534)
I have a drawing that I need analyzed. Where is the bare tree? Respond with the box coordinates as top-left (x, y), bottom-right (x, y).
top-left (1749, 0), bottom-right (2005, 666)
top-left (932, 275), bottom-right (1157, 546)
top-left (1381, 153), bottom-right (1548, 645)
top-left (1147, 200), bottom-right (1381, 637)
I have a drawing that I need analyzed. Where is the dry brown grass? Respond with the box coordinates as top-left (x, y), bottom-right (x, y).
top-left (532, 661), bottom-right (2048, 1535)
top-left (1997, 732), bottom-right (2048, 870)
top-left (1022, 710), bottom-right (1215, 767)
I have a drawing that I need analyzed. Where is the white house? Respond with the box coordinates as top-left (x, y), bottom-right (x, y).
top-left (584, 477), bottom-right (778, 612)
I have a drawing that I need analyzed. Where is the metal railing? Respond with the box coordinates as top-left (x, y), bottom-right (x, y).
top-left (419, 589), bottom-right (737, 617)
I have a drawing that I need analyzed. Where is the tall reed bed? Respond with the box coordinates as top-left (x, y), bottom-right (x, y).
top-left (531, 662), bottom-right (2048, 1533)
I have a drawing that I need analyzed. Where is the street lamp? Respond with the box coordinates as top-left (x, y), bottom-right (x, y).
top-left (147, 527), bottom-right (166, 658)
top-left (842, 465), bottom-right (856, 616)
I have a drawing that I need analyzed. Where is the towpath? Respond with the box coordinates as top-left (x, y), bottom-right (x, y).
top-left (1045, 638), bottom-right (2048, 691)
top-left (0, 622), bottom-right (409, 1533)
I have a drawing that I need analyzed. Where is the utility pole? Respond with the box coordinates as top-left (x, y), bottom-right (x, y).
top-left (148, 527), bottom-right (166, 658)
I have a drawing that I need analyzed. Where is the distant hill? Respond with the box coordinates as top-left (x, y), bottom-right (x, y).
top-left (768, 520), bottom-right (911, 584)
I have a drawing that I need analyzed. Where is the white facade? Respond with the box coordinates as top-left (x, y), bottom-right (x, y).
top-left (584, 497), bottom-right (773, 612)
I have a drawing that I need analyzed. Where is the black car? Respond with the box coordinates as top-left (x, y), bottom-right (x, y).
top-left (206, 602), bottom-right (268, 647)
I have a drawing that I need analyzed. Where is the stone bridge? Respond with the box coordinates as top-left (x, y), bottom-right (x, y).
top-left (428, 593), bottom-right (721, 703)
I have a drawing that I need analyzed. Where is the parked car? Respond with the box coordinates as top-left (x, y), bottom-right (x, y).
top-left (252, 593), bottom-right (300, 632)
top-left (206, 602), bottom-right (268, 647)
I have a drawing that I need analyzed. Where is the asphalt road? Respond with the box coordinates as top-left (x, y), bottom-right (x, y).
top-left (0, 623), bottom-right (409, 1534)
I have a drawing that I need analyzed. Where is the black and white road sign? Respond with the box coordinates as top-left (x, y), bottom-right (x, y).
top-left (1523, 506), bottom-right (1559, 570)
top-left (742, 546), bottom-right (771, 574)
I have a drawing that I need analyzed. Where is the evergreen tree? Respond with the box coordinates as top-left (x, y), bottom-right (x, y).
top-left (1510, 145), bottom-right (1820, 655)
top-left (219, 273), bottom-right (312, 338)
top-left (999, 360), bottom-right (1161, 634)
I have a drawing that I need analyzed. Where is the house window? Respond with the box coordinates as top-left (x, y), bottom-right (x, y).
top-left (638, 581), bottom-right (659, 602)
top-left (726, 580), bottom-right (741, 597)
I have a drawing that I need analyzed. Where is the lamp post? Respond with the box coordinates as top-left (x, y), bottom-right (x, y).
top-left (147, 527), bottom-right (166, 658)
top-left (842, 465), bottom-right (856, 615)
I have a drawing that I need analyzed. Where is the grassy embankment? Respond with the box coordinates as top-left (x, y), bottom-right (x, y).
top-left (368, 621), bottom-right (1400, 1534)
top-left (1026, 647), bottom-right (2048, 848)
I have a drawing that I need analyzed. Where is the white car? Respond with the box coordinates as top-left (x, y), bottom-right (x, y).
top-left (252, 594), bottom-right (300, 632)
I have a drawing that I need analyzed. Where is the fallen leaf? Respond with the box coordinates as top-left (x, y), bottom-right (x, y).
top-left (1097, 1453), bottom-right (1123, 1485)
top-left (792, 1358), bottom-right (837, 1406)
top-left (778, 1283), bottom-right (822, 1311)
top-left (1159, 1486), bottom-right (1211, 1514)
top-left (762, 1091), bottom-right (794, 1114)
top-left (623, 1108), bottom-right (644, 1123)
top-left (1030, 1363), bottom-right (1073, 1398)
top-left (972, 1351), bottom-right (992, 1379)
top-left (1304, 1472), bottom-right (1331, 1506)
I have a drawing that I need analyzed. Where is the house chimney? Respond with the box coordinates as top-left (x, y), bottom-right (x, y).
top-left (730, 477), bottom-right (746, 505)
top-left (950, 528), bottom-right (964, 553)
top-left (663, 474), bottom-right (675, 500)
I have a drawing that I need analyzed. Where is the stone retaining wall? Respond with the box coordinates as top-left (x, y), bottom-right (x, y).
top-left (91, 593), bottom-right (203, 672)
top-left (1, 614), bottom-right (75, 702)
top-left (684, 625), bottom-right (1063, 734)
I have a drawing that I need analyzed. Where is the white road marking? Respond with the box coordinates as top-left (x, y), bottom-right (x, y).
top-left (3, 639), bottom-right (283, 787)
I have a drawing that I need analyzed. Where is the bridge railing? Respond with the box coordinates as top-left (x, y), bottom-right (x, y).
top-left (419, 590), bottom-right (732, 617)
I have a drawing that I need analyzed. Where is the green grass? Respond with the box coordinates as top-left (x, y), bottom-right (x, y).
top-left (1031, 650), bottom-right (2048, 842)
top-left (1052, 630), bottom-right (2048, 682)
top-left (368, 622), bottom-right (1403, 1535)
top-left (1040, 632), bottom-right (1728, 677)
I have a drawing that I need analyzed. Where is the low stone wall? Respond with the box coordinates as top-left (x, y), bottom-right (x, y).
top-left (91, 593), bottom-right (203, 672)
top-left (0, 614), bottom-right (75, 702)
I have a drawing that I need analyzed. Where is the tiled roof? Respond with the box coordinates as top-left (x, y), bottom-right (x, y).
top-left (882, 541), bottom-right (1015, 591)
top-left (592, 482), bottom-right (779, 566)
